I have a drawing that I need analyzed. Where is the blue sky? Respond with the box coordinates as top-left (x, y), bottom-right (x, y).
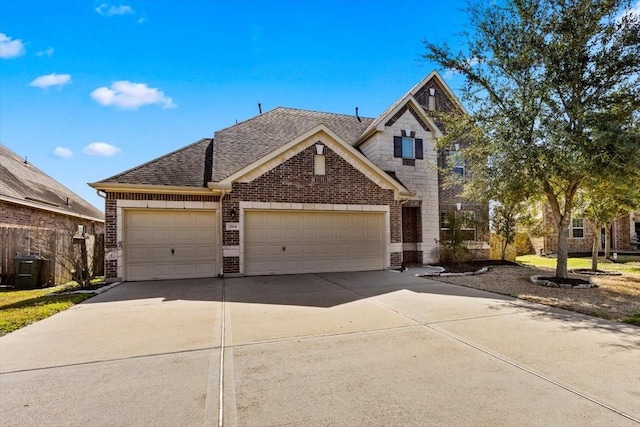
top-left (0, 1), bottom-right (532, 211)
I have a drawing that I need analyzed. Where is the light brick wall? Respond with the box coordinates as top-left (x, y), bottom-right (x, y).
top-left (360, 109), bottom-right (440, 263)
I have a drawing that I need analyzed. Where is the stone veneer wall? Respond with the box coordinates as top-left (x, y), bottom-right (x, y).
top-left (223, 144), bottom-right (402, 273)
top-left (360, 109), bottom-right (440, 263)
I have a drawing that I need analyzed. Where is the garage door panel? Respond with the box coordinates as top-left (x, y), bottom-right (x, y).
top-left (125, 210), bottom-right (216, 281)
top-left (245, 210), bottom-right (385, 275)
top-left (174, 229), bottom-right (196, 241)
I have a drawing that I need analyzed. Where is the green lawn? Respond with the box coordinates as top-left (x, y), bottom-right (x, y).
top-left (0, 282), bottom-right (99, 336)
top-left (517, 254), bottom-right (640, 274)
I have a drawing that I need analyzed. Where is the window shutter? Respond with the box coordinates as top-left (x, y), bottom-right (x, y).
top-left (415, 138), bottom-right (423, 159)
top-left (393, 136), bottom-right (402, 158)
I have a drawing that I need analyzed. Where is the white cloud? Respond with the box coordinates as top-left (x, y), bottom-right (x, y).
top-left (36, 47), bottom-right (55, 57)
top-left (30, 73), bottom-right (72, 89)
top-left (90, 80), bottom-right (176, 109)
top-left (53, 146), bottom-right (73, 158)
top-left (95, 3), bottom-right (134, 16)
top-left (0, 33), bottom-right (25, 59)
top-left (83, 142), bottom-right (121, 157)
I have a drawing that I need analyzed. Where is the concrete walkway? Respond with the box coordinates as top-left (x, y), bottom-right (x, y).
top-left (1, 272), bottom-right (638, 426)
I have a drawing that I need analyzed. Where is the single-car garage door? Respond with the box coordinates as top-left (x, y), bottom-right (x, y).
top-left (244, 210), bottom-right (386, 275)
top-left (125, 210), bottom-right (216, 281)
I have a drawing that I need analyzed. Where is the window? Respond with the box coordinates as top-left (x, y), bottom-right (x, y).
top-left (394, 135), bottom-right (423, 161)
top-left (448, 151), bottom-right (465, 176)
top-left (440, 211), bottom-right (450, 230)
top-left (460, 210), bottom-right (476, 241)
top-left (570, 218), bottom-right (584, 238)
top-left (402, 137), bottom-right (414, 159)
top-left (440, 211), bottom-right (452, 241)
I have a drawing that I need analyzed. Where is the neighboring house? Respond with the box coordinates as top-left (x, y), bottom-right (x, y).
top-left (90, 71), bottom-right (488, 282)
top-left (543, 209), bottom-right (640, 254)
top-left (0, 144), bottom-right (105, 284)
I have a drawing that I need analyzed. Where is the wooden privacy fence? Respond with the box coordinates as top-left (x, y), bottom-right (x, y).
top-left (0, 226), bottom-right (104, 286)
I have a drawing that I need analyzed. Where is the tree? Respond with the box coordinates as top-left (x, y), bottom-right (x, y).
top-left (492, 199), bottom-right (535, 261)
top-left (575, 176), bottom-right (640, 271)
top-left (423, 0), bottom-right (640, 278)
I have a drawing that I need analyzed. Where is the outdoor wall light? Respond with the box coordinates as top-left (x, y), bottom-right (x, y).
top-left (456, 202), bottom-right (462, 211)
top-left (230, 207), bottom-right (236, 219)
top-left (454, 143), bottom-right (460, 151)
top-left (315, 143), bottom-right (325, 155)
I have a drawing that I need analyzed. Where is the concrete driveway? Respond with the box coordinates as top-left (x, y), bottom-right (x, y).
top-left (1, 272), bottom-right (638, 426)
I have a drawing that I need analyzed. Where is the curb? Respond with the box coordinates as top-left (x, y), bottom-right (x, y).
top-left (47, 281), bottom-right (122, 296)
top-left (418, 266), bottom-right (489, 277)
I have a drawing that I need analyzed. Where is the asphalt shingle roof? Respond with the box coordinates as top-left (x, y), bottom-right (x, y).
top-left (94, 108), bottom-right (374, 187)
top-left (98, 138), bottom-right (213, 187)
top-left (0, 144), bottom-right (104, 221)
top-left (212, 107), bottom-right (373, 181)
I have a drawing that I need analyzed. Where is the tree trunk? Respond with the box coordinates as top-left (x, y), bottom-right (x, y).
top-left (544, 179), bottom-right (581, 279)
top-left (556, 219), bottom-right (570, 278)
top-left (591, 224), bottom-right (600, 271)
top-left (501, 237), bottom-right (508, 260)
top-left (604, 224), bottom-right (611, 259)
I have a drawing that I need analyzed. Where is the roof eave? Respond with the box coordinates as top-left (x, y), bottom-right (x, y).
top-left (88, 182), bottom-right (224, 196)
top-left (0, 195), bottom-right (104, 223)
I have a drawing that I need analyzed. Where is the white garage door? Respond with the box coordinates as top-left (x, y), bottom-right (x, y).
top-left (244, 210), bottom-right (386, 275)
top-left (125, 210), bottom-right (216, 281)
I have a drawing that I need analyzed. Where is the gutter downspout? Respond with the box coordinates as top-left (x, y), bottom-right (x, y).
top-left (218, 190), bottom-right (227, 278)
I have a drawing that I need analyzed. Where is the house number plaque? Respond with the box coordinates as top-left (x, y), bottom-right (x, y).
top-left (225, 222), bottom-right (240, 231)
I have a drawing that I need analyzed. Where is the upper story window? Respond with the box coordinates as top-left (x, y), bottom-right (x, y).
top-left (394, 131), bottom-right (423, 162)
top-left (448, 150), bottom-right (465, 176)
top-left (402, 137), bottom-right (414, 159)
top-left (569, 218), bottom-right (584, 239)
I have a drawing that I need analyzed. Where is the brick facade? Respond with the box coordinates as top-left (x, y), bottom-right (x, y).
top-left (103, 192), bottom-right (220, 278)
top-left (223, 144), bottom-right (402, 273)
top-left (1, 200), bottom-right (103, 234)
top-left (543, 206), bottom-right (639, 253)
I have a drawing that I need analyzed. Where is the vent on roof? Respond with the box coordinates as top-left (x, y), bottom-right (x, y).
top-left (25, 197), bottom-right (59, 208)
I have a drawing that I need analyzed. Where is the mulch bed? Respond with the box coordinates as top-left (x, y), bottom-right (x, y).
top-left (571, 269), bottom-right (622, 276)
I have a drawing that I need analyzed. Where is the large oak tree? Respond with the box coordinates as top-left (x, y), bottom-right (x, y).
top-left (424, 0), bottom-right (640, 278)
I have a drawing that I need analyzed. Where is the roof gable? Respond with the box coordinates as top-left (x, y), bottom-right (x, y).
top-left (217, 124), bottom-right (412, 199)
top-left (212, 107), bottom-right (373, 181)
top-left (358, 70), bottom-right (464, 142)
top-left (0, 144), bottom-right (104, 221)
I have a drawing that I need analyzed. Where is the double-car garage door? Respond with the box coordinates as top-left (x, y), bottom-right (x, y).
top-left (244, 210), bottom-right (386, 276)
top-left (124, 209), bottom-right (386, 280)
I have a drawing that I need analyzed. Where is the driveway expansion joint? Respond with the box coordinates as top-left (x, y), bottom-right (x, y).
top-left (314, 274), bottom-right (640, 424)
